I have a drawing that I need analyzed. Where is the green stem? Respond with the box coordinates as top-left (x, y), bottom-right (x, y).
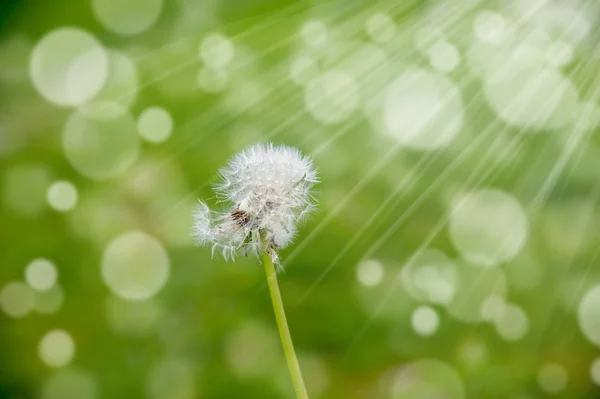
top-left (263, 252), bottom-right (309, 399)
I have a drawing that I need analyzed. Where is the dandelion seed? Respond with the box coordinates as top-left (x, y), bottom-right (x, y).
top-left (192, 143), bottom-right (318, 266)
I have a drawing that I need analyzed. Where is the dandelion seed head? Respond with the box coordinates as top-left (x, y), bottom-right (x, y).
top-left (192, 143), bottom-right (318, 264)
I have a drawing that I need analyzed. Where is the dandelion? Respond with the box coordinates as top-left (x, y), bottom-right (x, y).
top-left (193, 142), bottom-right (318, 265)
top-left (192, 142), bottom-right (318, 399)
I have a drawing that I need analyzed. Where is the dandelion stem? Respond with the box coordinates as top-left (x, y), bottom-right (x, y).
top-left (263, 252), bottom-right (309, 399)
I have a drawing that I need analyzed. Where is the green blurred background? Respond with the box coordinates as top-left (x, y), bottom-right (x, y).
top-left (1, 0), bottom-right (600, 398)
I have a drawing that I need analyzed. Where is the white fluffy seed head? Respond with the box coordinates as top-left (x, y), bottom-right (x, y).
top-left (192, 143), bottom-right (318, 264)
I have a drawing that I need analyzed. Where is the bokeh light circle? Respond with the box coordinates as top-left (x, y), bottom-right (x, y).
top-left (365, 12), bottom-right (396, 44)
top-left (42, 368), bottom-right (96, 399)
top-left (300, 19), bottom-right (328, 49)
top-left (197, 66), bottom-right (229, 93)
top-left (225, 321), bottom-right (279, 378)
top-left (0, 34), bottom-right (32, 84)
top-left (577, 285), bottom-right (600, 348)
top-left (576, 101), bottom-right (600, 132)
top-left (484, 60), bottom-right (578, 131)
top-left (390, 358), bottom-right (465, 399)
top-left (473, 12), bottom-right (511, 45)
top-left (448, 261), bottom-right (507, 323)
top-left (449, 189), bottom-right (528, 268)
top-left (401, 249), bottom-right (457, 305)
top-left (494, 304), bottom-right (529, 341)
top-left (356, 259), bottom-right (384, 287)
top-left (25, 258), bottom-right (58, 291)
top-left (546, 41), bottom-right (574, 67)
top-left (305, 70), bottom-right (359, 124)
top-left (480, 295), bottom-right (506, 322)
top-left (537, 363), bottom-right (567, 394)
top-left (79, 50), bottom-right (139, 119)
top-left (356, 266), bottom-right (414, 321)
top-left (63, 110), bottom-right (140, 180)
top-left (47, 180), bottom-right (78, 211)
top-left (466, 40), bottom-right (513, 78)
top-left (383, 68), bottom-right (463, 150)
top-left (274, 354), bottom-right (330, 398)
top-left (456, 339), bottom-right (488, 370)
top-left (3, 163), bottom-right (52, 216)
top-left (101, 231), bottom-right (170, 301)
top-left (92, 0), bottom-right (163, 36)
top-left (590, 358), bottom-right (600, 385)
top-left (414, 25), bottom-right (444, 53)
top-left (290, 53), bottom-right (319, 86)
top-left (105, 296), bottom-right (163, 335)
top-left (199, 33), bottom-right (235, 69)
top-left (427, 40), bottom-right (460, 73)
top-left (137, 107), bottom-right (173, 143)
top-left (147, 358), bottom-right (197, 399)
top-left (29, 28), bottom-right (108, 107)
top-left (525, 2), bottom-right (591, 46)
top-left (34, 285), bottom-right (64, 314)
top-left (411, 306), bottom-right (439, 337)
top-left (339, 43), bottom-right (390, 118)
top-left (39, 329), bottom-right (75, 367)
top-left (0, 281), bottom-right (35, 318)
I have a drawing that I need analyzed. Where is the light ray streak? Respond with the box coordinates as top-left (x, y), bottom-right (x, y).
top-left (342, 17), bottom-right (595, 356)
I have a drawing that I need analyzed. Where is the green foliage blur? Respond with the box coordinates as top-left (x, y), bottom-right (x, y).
top-left (1, 0), bottom-right (600, 398)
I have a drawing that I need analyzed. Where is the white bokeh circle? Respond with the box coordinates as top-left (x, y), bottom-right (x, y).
top-left (466, 40), bottom-right (513, 78)
top-left (101, 231), bottom-right (170, 301)
top-left (137, 107), bottom-right (173, 143)
top-left (42, 368), bottom-right (96, 399)
top-left (290, 53), bottom-right (319, 86)
top-left (225, 321), bottom-right (279, 378)
top-left (383, 68), bottom-right (464, 150)
top-left (305, 70), bottom-right (359, 124)
top-left (2, 163), bottom-right (51, 217)
top-left (578, 285), bottom-right (600, 348)
top-left (365, 12), bottom-right (396, 44)
top-left (484, 60), bottom-right (579, 131)
top-left (546, 41), bottom-right (574, 67)
top-left (494, 304), bottom-right (529, 341)
top-left (448, 261), bottom-right (507, 323)
top-left (590, 358), bottom-right (600, 385)
top-left (525, 2), bottom-right (591, 46)
top-left (29, 28), bottom-right (109, 107)
top-left (105, 296), bottom-right (163, 335)
top-left (300, 19), bottom-right (328, 49)
top-left (147, 358), bottom-right (197, 399)
top-left (199, 33), bottom-right (235, 69)
top-left (427, 40), bottom-right (460, 73)
top-left (356, 259), bottom-right (384, 287)
top-left (473, 12), bottom-right (512, 45)
top-left (63, 110), bottom-right (140, 180)
top-left (92, 0), bottom-right (163, 36)
top-left (25, 258), bottom-right (58, 291)
top-left (538, 363), bottom-right (567, 394)
top-left (401, 249), bottom-right (457, 305)
top-left (449, 189), bottom-right (528, 268)
top-left (79, 50), bottom-right (139, 119)
top-left (411, 306), bottom-right (440, 337)
top-left (47, 180), bottom-right (78, 212)
top-left (0, 281), bottom-right (35, 318)
top-left (34, 285), bottom-right (64, 314)
top-left (390, 359), bottom-right (465, 399)
top-left (197, 66), bottom-right (229, 93)
top-left (39, 329), bottom-right (75, 368)
top-left (575, 101), bottom-right (600, 132)
top-left (480, 295), bottom-right (506, 322)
